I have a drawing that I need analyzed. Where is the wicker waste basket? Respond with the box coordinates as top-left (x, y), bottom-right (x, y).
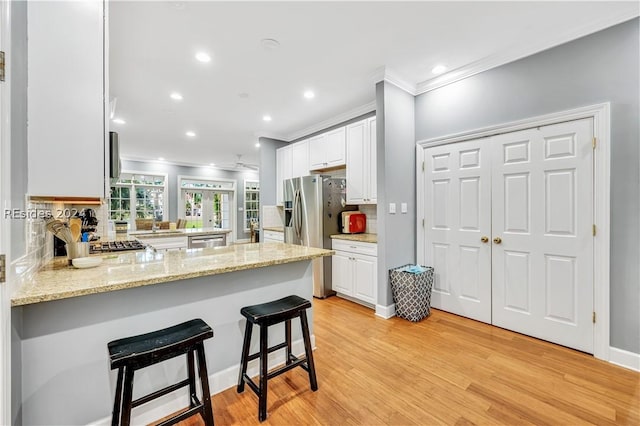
top-left (389, 264), bottom-right (434, 322)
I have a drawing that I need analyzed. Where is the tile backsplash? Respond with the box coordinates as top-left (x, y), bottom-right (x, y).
top-left (357, 204), bottom-right (377, 234)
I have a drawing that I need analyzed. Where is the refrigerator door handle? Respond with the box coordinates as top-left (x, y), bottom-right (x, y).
top-left (294, 189), bottom-right (302, 240)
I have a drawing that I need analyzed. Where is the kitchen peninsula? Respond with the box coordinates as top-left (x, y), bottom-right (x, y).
top-left (12, 243), bottom-right (332, 425)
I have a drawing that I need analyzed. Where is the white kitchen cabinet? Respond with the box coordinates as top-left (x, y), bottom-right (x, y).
top-left (27, 1), bottom-right (107, 198)
top-left (309, 127), bottom-right (346, 170)
top-left (263, 230), bottom-right (284, 242)
top-left (291, 140), bottom-right (310, 177)
top-left (332, 239), bottom-right (377, 305)
top-left (136, 236), bottom-right (188, 251)
top-left (276, 145), bottom-right (293, 205)
top-left (346, 117), bottom-right (377, 204)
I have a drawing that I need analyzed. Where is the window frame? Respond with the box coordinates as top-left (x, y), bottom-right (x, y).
top-left (244, 179), bottom-right (260, 232)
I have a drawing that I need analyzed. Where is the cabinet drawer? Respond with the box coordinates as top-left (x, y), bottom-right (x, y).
top-left (332, 239), bottom-right (377, 256)
top-left (263, 230), bottom-right (284, 242)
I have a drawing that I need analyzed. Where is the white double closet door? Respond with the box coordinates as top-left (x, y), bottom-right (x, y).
top-left (423, 118), bottom-right (594, 353)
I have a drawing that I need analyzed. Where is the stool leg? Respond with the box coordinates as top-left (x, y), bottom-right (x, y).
top-left (111, 367), bottom-right (124, 426)
top-left (120, 367), bottom-right (135, 426)
top-left (300, 311), bottom-right (318, 391)
top-left (258, 324), bottom-right (269, 422)
top-left (237, 319), bottom-right (253, 393)
top-left (196, 342), bottom-right (215, 426)
top-left (187, 349), bottom-right (197, 408)
top-left (285, 319), bottom-right (292, 365)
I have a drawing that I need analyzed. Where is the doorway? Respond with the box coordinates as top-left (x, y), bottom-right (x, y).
top-left (419, 115), bottom-right (600, 354)
top-left (178, 176), bottom-right (235, 235)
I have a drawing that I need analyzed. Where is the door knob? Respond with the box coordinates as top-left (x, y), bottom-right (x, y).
top-left (480, 236), bottom-right (489, 243)
top-left (493, 237), bottom-right (502, 244)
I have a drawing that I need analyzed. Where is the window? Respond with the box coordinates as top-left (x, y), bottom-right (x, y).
top-left (109, 172), bottom-right (167, 225)
top-left (245, 180), bottom-right (260, 231)
top-left (179, 177), bottom-right (235, 230)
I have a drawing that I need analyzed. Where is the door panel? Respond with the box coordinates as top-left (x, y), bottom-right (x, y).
top-left (491, 118), bottom-right (593, 353)
top-left (424, 139), bottom-right (492, 323)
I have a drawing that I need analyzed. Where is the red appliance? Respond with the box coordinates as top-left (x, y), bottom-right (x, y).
top-left (341, 211), bottom-right (366, 234)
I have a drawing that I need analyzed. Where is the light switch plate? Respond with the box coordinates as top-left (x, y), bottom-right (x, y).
top-left (401, 203), bottom-right (408, 213)
top-left (389, 203), bottom-right (396, 214)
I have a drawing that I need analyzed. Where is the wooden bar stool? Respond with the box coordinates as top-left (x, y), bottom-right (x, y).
top-left (237, 295), bottom-right (318, 422)
top-left (108, 319), bottom-right (215, 426)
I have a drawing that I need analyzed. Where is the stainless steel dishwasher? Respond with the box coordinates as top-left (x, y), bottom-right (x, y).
top-left (188, 234), bottom-right (226, 249)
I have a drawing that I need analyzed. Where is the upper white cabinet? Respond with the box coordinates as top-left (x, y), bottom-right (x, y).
top-left (276, 145), bottom-right (293, 205)
top-left (291, 140), bottom-right (310, 177)
top-left (346, 117), bottom-right (377, 204)
top-left (309, 127), bottom-right (346, 170)
top-left (27, 1), bottom-right (106, 198)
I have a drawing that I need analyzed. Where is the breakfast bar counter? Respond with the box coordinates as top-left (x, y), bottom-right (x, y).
top-left (11, 242), bottom-right (332, 425)
top-left (12, 243), bottom-right (332, 306)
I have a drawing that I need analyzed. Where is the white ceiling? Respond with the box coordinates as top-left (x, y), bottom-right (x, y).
top-left (109, 1), bottom-right (638, 169)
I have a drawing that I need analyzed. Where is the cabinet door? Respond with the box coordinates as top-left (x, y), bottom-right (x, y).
top-left (309, 134), bottom-right (327, 170)
top-left (28, 1), bottom-right (105, 197)
top-left (331, 251), bottom-right (353, 296)
top-left (346, 121), bottom-right (367, 204)
top-left (354, 254), bottom-right (377, 304)
top-left (367, 117), bottom-right (377, 203)
top-left (325, 127), bottom-right (346, 167)
top-left (291, 140), bottom-right (309, 177)
top-left (346, 120), bottom-right (367, 204)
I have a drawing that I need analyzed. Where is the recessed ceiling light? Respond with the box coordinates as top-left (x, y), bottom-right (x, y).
top-left (261, 38), bottom-right (280, 50)
top-left (112, 118), bottom-right (126, 124)
top-left (238, 92), bottom-right (250, 99)
top-left (255, 142), bottom-right (261, 148)
top-left (158, 157), bottom-right (165, 161)
top-left (303, 90), bottom-right (315, 99)
top-left (195, 52), bottom-right (211, 63)
top-left (209, 163), bottom-right (215, 166)
top-left (170, 92), bottom-right (183, 101)
top-left (262, 115), bottom-right (272, 122)
top-left (431, 64), bottom-right (447, 75)
top-left (185, 131), bottom-right (196, 137)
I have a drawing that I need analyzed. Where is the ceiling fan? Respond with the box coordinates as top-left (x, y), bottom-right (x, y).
top-left (228, 154), bottom-right (259, 171)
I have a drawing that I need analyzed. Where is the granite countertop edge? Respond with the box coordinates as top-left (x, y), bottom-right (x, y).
top-left (11, 243), bottom-right (333, 307)
top-left (330, 233), bottom-right (377, 243)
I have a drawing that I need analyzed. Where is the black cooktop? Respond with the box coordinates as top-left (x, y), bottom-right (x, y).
top-left (90, 240), bottom-right (146, 254)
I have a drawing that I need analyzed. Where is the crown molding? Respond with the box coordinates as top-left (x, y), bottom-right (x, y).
top-left (254, 131), bottom-right (288, 142)
top-left (285, 100), bottom-right (377, 141)
top-left (416, 10), bottom-right (639, 95)
top-left (372, 66), bottom-right (417, 95)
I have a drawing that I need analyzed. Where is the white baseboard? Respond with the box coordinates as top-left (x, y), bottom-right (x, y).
top-left (375, 303), bottom-right (396, 319)
top-left (89, 336), bottom-right (315, 426)
top-left (609, 346), bottom-right (640, 372)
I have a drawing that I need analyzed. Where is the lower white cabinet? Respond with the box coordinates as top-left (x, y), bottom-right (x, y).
top-left (263, 230), bottom-right (284, 242)
top-left (136, 236), bottom-right (188, 251)
top-left (332, 239), bottom-right (377, 305)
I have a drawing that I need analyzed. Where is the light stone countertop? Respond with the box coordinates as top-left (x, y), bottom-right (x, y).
top-left (128, 227), bottom-right (232, 239)
top-left (11, 243), bottom-right (333, 307)
top-left (263, 226), bottom-right (284, 232)
top-left (330, 233), bottom-right (378, 243)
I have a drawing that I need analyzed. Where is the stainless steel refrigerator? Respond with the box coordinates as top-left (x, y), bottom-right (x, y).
top-left (283, 176), bottom-right (356, 298)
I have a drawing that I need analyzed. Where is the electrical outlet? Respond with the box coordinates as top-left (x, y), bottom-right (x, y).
top-left (389, 203), bottom-right (396, 214)
top-left (401, 203), bottom-right (408, 213)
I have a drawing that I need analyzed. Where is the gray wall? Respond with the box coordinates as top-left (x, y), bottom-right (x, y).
top-left (376, 81), bottom-right (417, 306)
top-left (121, 160), bottom-right (258, 240)
top-left (258, 137), bottom-right (288, 208)
top-left (415, 19), bottom-right (639, 353)
top-left (10, 0), bottom-right (28, 259)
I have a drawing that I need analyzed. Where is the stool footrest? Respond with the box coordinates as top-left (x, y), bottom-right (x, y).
top-left (246, 341), bottom-right (289, 362)
top-left (155, 405), bottom-right (205, 426)
top-left (132, 378), bottom-right (191, 408)
top-left (241, 355), bottom-right (310, 398)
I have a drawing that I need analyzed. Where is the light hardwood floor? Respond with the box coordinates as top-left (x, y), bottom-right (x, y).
top-left (177, 296), bottom-right (639, 425)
